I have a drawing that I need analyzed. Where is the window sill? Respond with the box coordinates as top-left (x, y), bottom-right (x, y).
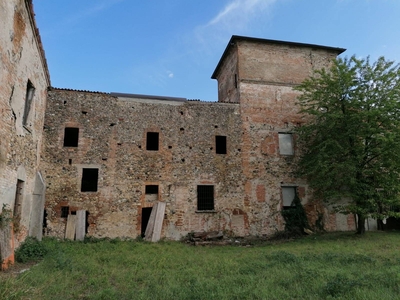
top-left (195, 210), bottom-right (217, 213)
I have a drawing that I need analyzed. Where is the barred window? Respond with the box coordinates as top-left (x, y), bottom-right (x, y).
top-left (197, 185), bottom-right (214, 211)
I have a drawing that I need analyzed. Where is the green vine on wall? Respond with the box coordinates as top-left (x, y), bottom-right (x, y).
top-left (0, 204), bottom-right (13, 229)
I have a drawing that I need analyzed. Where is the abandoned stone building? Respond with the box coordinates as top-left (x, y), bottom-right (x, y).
top-left (1, 1), bottom-right (359, 258)
top-left (41, 37), bottom-right (356, 240)
top-left (0, 0), bottom-right (49, 269)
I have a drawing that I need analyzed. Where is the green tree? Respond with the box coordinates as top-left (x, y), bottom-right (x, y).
top-left (295, 56), bottom-right (400, 234)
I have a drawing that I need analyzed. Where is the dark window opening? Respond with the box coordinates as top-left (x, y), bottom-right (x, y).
top-left (141, 207), bottom-right (153, 237)
top-left (216, 135), bottom-right (227, 154)
top-left (85, 211), bottom-right (90, 234)
top-left (63, 128), bottom-right (79, 147)
top-left (146, 132), bottom-right (159, 151)
top-left (197, 185), bottom-right (214, 211)
top-left (68, 159), bottom-right (72, 165)
top-left (61, 206), bottom-right (69, 218)
top-left (145, 185), bottom-right (159, 195)
top-left (14, 180), bottom-right (24, 219)
top-left (81, 168), bottom-right (99, 192)
top-left (42, 209), bottom-right (48, 231)
top-left (71, 211), bottom-right (76, 215)
top-left (23, 80), bottom-right (35, 126)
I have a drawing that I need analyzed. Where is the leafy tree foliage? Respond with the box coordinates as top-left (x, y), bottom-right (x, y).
top-left (295, 56), bottom-right (400, 234)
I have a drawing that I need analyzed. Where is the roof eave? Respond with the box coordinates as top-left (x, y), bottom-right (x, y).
top-left (211, 35), bottom-right (346, 80)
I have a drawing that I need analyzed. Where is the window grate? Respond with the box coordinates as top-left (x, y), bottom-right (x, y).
top-left (197, 185), bottom-right (214, 210)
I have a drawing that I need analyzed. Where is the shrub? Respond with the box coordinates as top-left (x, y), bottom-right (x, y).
top-left (281, 193), bottom-right (309, 235)
top-left (15, 237), bottom-right (48, 263)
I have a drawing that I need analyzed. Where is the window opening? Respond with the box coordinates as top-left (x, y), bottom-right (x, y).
top-left (145, 185), bottom-right (158, 195)
top-left (14, 179), bottom-right (24, 220)
top-left (146, 132), bottom-right (159, 151)
top-left (145, 185), bottom-right (159, 201)
top-left (42, 209), bottom-right (48, 233)
top-left (216, 135), bottom-right (227, 154)
top-left (282, 186), bottom-right (297, 209)
top-left (23, 80), bottom-right (35, 126)
top-left (81, 168), bottom-right (99, 192)
top-left (278, 133), bottom-right (294, 155)
top-left (197, 185), bottom-right (214, 211)
top-left (61, 206), bottom-right (69, 218)
top-left (63, 128), bottom-right (79, 147)
top-left (141, 207), bottom-right (153, 237)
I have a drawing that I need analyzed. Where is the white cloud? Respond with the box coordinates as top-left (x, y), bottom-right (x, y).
top-left (206, 0), bottom-right (277, 30)
top-left (64, 0), bottom-right (125, 27)
top-left (168, 72), bottom-right (174, 78)
top-left (192, 0), bottom-right (277, 53)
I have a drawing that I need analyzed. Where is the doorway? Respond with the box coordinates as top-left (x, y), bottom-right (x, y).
top-left (141, 207), bottom-right (153, 237)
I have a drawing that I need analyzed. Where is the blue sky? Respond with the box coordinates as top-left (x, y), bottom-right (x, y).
top-left (34, 0), bottom-right (400, 101)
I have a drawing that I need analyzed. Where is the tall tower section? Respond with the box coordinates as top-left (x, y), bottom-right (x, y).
top-left (212, 36), bottom-right (346, 234)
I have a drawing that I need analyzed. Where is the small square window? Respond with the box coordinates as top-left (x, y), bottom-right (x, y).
top-left (64, 128), bottom-right (79, 147)
top-left (215, 135), bottom-right (227, 154)
top-left (146, 132), bottom-right (159, 151)
top-left (145, 185), bottom-right (159, 201)
top-left (197, 185), bottom-right (214, 211)
top-left (81, 168), bottom-right (99, 192)
top-left (61, 206), bottom-right (69, 218)
top-left (282, 186), bottom-right (296, 209)
top-left (145, 185), bottom-right (158, 195)
top-left (278, 133), bottom-right (294, 155)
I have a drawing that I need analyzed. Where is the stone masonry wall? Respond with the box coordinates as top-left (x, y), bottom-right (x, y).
top-left (0, 0), bottom-right (49, 268)
top-left (43, 90), bottom-right (249, 239)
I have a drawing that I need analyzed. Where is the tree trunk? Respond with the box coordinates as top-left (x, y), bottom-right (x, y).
top-left (356, 214), bottom-right (366, 234)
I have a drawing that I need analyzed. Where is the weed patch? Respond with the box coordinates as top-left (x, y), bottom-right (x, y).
top-left (15, 237), bottom-right (48, 263)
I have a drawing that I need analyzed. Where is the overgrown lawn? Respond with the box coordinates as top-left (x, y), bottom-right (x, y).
top-left (1, 232), bottom-right (400, 299)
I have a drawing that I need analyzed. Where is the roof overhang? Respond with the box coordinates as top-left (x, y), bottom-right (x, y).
top-left (211, 35), bottom-right (346, 79)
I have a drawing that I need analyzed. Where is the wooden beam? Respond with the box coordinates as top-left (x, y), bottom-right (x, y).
top-left (75, 210), bottom-right (86, 241)
top-left (151, 202), bottom-right (165, 242)
top-left (144, 204), bottom-right (157, 241)
top-left (65, 215), bottom-right (76, 240)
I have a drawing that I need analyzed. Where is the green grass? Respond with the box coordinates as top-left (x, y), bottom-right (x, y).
top-left (2, 232), bottom-right (400, 299)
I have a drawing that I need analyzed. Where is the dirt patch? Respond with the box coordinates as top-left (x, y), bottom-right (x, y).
top-left (0, 261), bottom-right (39, 278)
